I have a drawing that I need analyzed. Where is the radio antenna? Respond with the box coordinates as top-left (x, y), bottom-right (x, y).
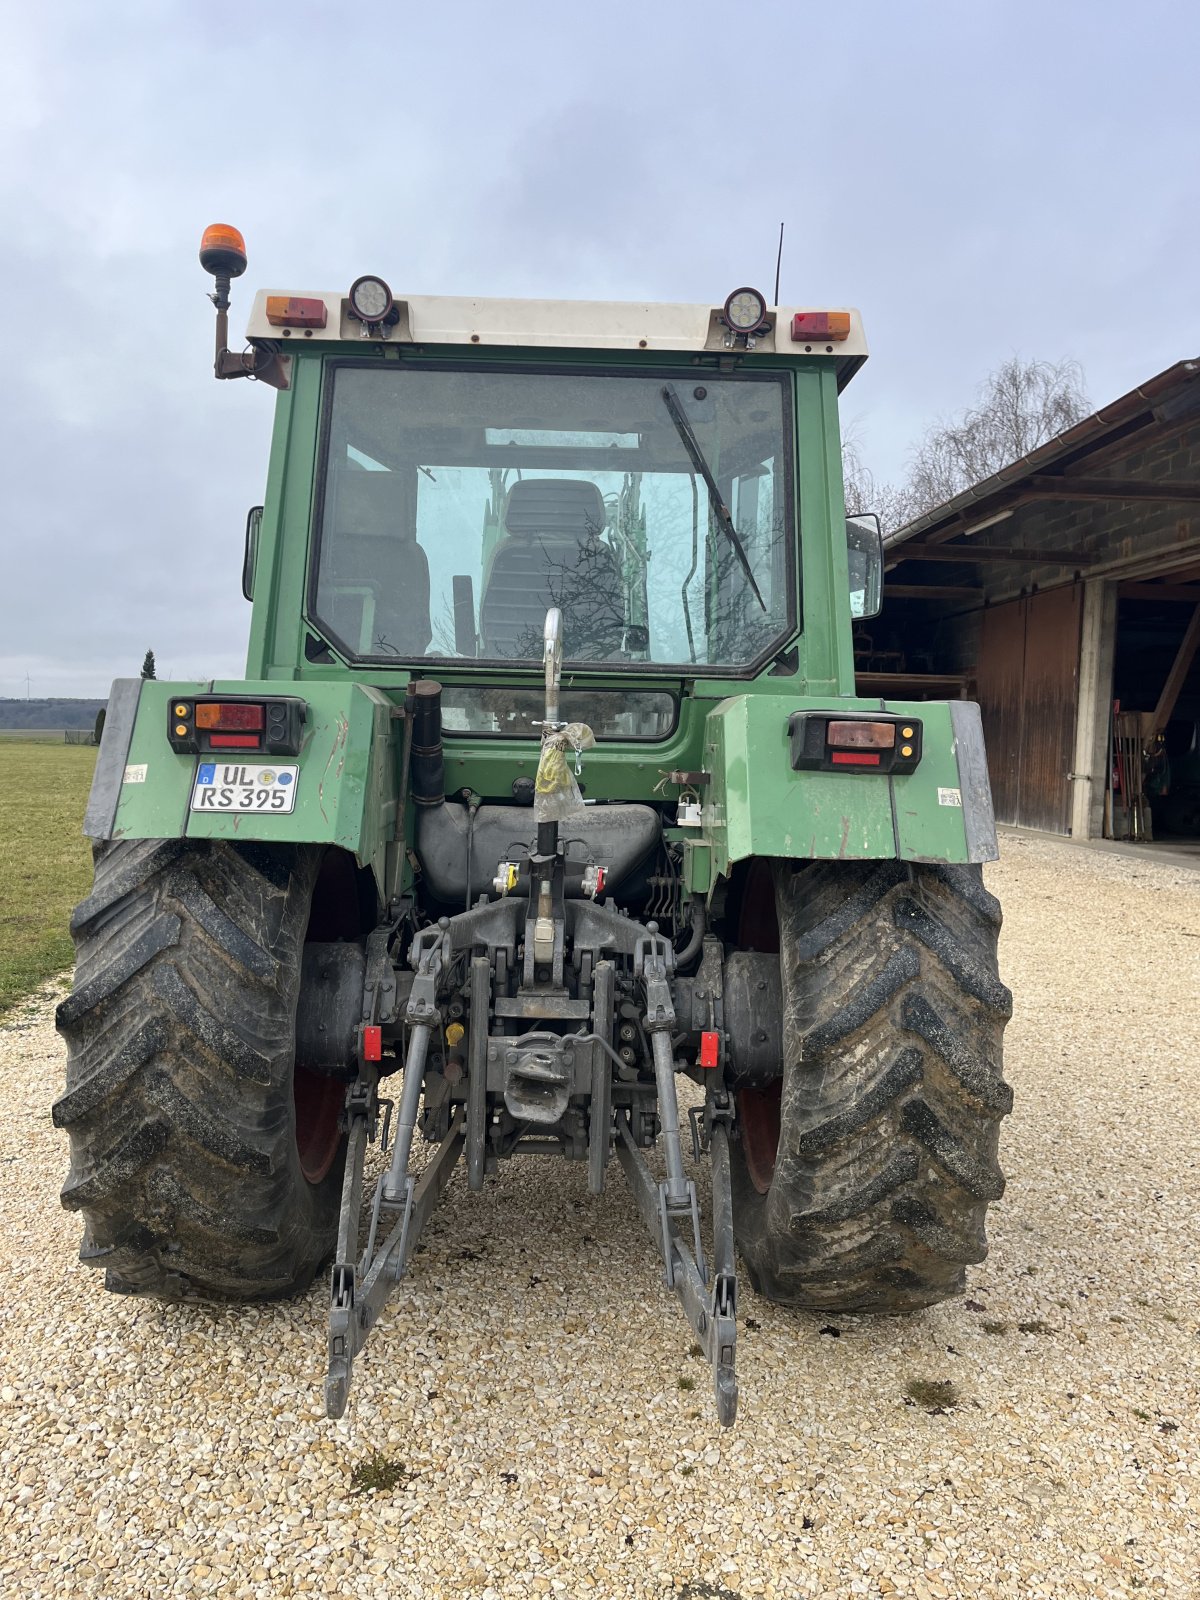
top-left (773, 222), bottom-right (785, 304)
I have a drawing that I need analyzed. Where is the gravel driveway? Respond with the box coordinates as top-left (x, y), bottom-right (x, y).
top-left (1, 832), bottom-right (1197, 1598)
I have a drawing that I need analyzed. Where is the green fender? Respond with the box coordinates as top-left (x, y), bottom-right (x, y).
top-left (698, 693), bottom-right (997, 879)
top-left (83, 678), bottom-right (401, 898)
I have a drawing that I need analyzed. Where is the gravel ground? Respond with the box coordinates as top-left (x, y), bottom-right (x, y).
top-left (1, 831), bottom-right (1198, 1599)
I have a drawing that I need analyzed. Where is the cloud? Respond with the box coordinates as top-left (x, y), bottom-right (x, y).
top-left (2, 0), bottom-right (1198, 694)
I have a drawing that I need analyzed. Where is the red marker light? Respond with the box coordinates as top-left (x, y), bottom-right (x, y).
top-left (362, 1025), bottom-right (382, 1063)
top-left (831, 750), bottom-right (882, 766)
top-left (699, 1031), bottom-right (720, 1069)
top-left (208, 733), bottom-right (261, 749)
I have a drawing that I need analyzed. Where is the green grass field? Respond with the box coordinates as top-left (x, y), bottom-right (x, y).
top-left (0, 741), bottom-right (97, 1016)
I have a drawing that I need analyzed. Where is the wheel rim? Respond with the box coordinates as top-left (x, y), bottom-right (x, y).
top-left (294, 1065), bottom-right (345, 1184)
top-left (739, 1081), bottom-right (782, 1193)
top-left (735, 860), bottom-right (782, 1193)
top-left (294, 851), bottom-right (365, 1185)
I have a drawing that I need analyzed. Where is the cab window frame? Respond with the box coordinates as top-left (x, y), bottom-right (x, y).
top-left (305, 356), bottom-right (799, 680)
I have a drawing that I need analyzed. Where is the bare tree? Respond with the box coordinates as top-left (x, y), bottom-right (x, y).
top-left (844, 356), bottom-right (1089, 534)
top-left (843, 435), bottom-right (918, 532)
top-left (904, 357), bottom-right (1089, 517)
top-left (841, 434), bottom-right (877, 519)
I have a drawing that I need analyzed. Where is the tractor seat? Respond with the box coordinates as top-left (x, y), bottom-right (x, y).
top-left (480, 478), bottom-right (623, 660)
top-left (318, 471), bottom-right (431, 656)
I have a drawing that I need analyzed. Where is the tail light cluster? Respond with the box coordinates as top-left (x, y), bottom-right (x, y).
top-left (168, 697), bottom-right (306, 756)
top-left (790, 312), bottom-right (851, 342)
top-left (788, 712), bottom-right (922, 775)
top-left (265, 295), bottom-right (328, 329)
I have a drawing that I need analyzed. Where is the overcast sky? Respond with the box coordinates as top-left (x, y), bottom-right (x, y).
top-left (2, 0), bottom-right (1197, 697)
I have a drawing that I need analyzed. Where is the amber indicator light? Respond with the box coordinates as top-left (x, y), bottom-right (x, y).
top-left (198, 223), bottom-right (247, 278)
top-left (200, 223), bottom-right (246, 257)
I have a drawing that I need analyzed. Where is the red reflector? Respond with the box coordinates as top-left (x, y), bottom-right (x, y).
top-left (790, 311), bottom-right (852, 342)
top-left (196, 702), bottom-right (264, 730)
top-left (209, 733), bottom-right (262, 748)
top-left (699, 1031), bottom-right (720, 1069)
top-left (827, 720), bottom-right (895, 749)
top-left (265, 295), bottom-right (328, 329)
top-left (831, 751), bottom-right (882, 766)
top-left (362, 1025), bottom-right (382, 1063)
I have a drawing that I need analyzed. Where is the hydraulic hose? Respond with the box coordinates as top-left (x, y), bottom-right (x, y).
top-left (673, 894), bottom-right (706, 970)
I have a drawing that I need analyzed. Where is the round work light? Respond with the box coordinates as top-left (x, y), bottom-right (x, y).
top-left (348, 275), bottom-right (395, 324)
top-left (723, 286), bottom-right (769, 335)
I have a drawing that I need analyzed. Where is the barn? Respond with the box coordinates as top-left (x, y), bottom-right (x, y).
top-left (867, 359), bottom-right (1200, 848)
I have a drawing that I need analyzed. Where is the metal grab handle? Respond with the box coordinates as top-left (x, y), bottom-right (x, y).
top-left (543, 607), bottom-right (563, 727)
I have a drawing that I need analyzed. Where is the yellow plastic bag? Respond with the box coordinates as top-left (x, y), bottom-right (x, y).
top-left (534, 723), bottom-right (595, 822)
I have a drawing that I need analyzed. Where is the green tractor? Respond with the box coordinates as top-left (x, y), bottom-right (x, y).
top-left (55, 227), bottom-right (1012, 1425)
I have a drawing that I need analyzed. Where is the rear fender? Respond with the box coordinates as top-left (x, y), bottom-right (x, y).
top-left (700, 693), bottom-right (996, 876)
top-left (83, 678), bottom-right (400, 898)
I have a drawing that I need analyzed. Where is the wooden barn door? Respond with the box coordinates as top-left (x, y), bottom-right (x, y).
top-left (976, 586), bottom-right (1082, 833)
top-left (977, 600), bottom-right (1025, 825)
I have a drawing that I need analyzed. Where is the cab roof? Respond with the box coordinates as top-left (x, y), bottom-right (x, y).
top-left (245, 290), bottom-right (868, 388)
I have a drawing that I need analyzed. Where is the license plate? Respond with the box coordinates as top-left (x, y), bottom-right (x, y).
top-left (190, 761), bottom-right (299, 813)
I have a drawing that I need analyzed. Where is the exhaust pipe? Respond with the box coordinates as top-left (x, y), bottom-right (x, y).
top-left (411, 681), bottom-right (444, 808)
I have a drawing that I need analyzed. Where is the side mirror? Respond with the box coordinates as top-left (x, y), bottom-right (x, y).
top-left (846, 513), bottom-right (883, 620)
top-left (243, 505), bottom-right (263, 601)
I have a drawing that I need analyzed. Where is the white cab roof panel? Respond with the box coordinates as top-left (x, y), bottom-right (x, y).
top-left (245, 291), bottom-right (867, 381)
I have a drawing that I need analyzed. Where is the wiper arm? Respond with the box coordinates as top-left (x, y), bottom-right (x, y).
top-left (661, 385), bottom-right (766, 612)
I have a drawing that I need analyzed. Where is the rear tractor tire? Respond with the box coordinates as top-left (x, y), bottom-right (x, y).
top-left (731, 860), bottom-right (1012, 1312)
top-left (54, 839), bottom-right (347, 1301)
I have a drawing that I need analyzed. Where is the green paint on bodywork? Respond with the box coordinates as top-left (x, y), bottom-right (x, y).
top-left (794, 367), bottom-right (856, 697)
top-left (682, 839), bottom-right (713, 895)
top-left (702, 694), bottom-right (974, 872)
top-left (111, 679), bottom-right (399, 895)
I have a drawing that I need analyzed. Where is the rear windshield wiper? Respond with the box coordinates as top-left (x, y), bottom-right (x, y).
top-left (661, 385), bottom-right (766, 612)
